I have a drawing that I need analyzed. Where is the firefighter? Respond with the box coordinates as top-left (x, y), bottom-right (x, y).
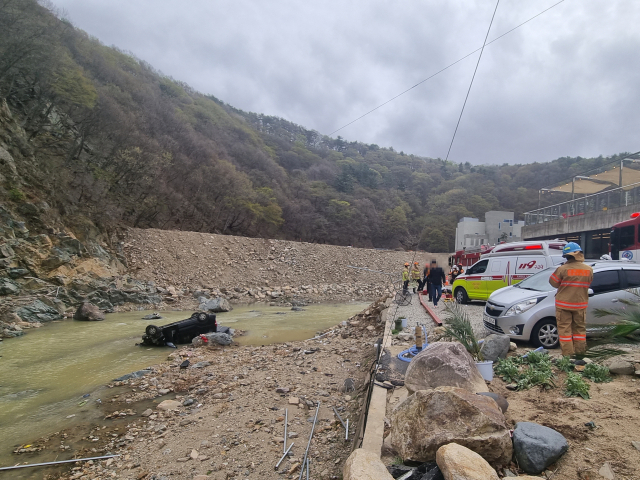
top-left (402, 263), bottom-right (410, 294)
top-left (548, 242), bottom-right (593, 357)
top-left (411, 262), bottom-right (421, 293)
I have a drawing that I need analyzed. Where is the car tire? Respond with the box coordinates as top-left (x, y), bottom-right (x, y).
top-left (455, 287), bottom-right (469, 304)
top-left (145, 324), bottom-right (161, 338)
top-left (531, 318), bottom-right (559, 349)
top-left (196, 312), bottom-right (208, 322)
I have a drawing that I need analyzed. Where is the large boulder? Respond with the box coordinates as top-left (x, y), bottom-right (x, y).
top-left (405, 342), bottom-right (487, 394)
top-left (436, 443), bottom-right (499, 480)
top-left (343, 449), bottom-right (394, 480)
top-left (389, 387), bottom-right (512, 465)
top-left (16, 299), bottom-right (63, 323)
top-left (480, 334), bottom-right (510, 362)
top-left (198, 296), bottom-right (232, 312)
top-left (74, 302), bottom-right (105, 321)
top-left (512, 422), bottom-right (568, 474)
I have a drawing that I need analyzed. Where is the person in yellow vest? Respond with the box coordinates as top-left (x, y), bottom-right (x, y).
top-left (548, 242), bottom-right (593, 357)
top-left (402, 263), bottom-right (410, 294)
top-left (410, 262), bottom-right (421, 293)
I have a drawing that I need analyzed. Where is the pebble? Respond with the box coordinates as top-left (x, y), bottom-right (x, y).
top-left (141, 408), bottom-right (153, 417)
top-left (289, 397), bottom-right (300, 405)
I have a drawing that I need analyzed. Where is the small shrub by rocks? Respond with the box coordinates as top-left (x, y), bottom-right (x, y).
top-left (581, 363), bottom-right (612, 383)
top-left (565, 373), bottom-right (590, 399)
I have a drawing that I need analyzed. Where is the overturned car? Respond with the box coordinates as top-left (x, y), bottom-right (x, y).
top-left (142, 312), bottom-right (217, 346)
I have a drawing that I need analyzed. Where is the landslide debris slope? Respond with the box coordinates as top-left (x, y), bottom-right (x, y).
top-left (123, 227), bottom-right (449, 304)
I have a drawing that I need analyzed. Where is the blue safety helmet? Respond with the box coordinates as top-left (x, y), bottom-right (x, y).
top-left (562, 242), bottom-right (582, 257)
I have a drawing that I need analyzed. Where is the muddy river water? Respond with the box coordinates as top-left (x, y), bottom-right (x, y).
top-left (0, 302), bottom-right (368, 474)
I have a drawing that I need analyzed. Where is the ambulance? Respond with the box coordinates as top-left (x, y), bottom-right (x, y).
top-left (452, 241), bottom-right (567, 303)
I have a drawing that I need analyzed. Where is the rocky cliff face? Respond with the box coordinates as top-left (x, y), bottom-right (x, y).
top-left (0, 100), bottom-right (161, 339)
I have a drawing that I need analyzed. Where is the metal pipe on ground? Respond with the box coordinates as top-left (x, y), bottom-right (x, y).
top-left (0, 455), bottom-right (120, 471)
top-left (298, 402), bottom-right (320, 480)
top-left (284, 408), bottom-right (288, 453)
top-left (275, 442), bottom-right (294, 470)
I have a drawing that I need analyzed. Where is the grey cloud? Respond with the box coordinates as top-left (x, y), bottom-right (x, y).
top-left (52, 0), bottom-right (640, 164)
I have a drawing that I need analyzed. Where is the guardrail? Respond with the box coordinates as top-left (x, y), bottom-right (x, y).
top-left (524, 181), bottom-right (640, 225)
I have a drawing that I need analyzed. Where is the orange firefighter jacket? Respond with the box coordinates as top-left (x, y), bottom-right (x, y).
top-left (410, 267), bottom-right (421, 281)
top-left (548, 252), bottom-right (593, 310)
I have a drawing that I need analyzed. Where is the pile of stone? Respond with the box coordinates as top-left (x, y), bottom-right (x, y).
top-left (370, 341), bottom-right (570, 478)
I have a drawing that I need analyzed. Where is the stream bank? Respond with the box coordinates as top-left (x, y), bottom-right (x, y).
top-left (0, 301), bottom-right (373, 479)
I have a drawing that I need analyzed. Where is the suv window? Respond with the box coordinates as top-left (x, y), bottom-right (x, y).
top-left (625, 269), bottom-right (640, 288)
top-left (467, 260), bottom-right (488, 275)
top-left (590, 270), bottom-right (621, 294)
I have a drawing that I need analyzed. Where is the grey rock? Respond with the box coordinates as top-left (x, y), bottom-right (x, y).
top-left (0, 278), bottom-right (19, 295)
top-left (16, 300), bottom-right (63, 323)
top-left (604, 358), bottom-right (635, 375)
top-left (183, 398), bottom-right (195, 406)
top-left (74, 302), bottom-right (105, 321)
top-left (198, 297), bottom-right (232, 313)
top-left (7, 268), bottom-right (29, 279)
top-left (0, 243), bottom-right (15, 258)
top-left (276, 387), bottom-right (290, 394)
top-left (202, 332), bottom-right (232, 345)
top-left (41, 247), bottom-right (72, 270)
top-left (291, 306), bottom-right (305, 311)
top-left (142, 312), bottom-right (163, 320)
top-left (56, 235), bottom-right (86, 256)
top-left (404, 342), bottom-right (487, 394)
top-left (476, 392), bottom-right (509, 413)
top-left (513, 422), bottom-right (568, 474)
top-left (192, 361), bottom-right (211, 368)
top-left (480, 334), bottom-right (511, 362)
top-left (114, 369), bottom-right (151, 381)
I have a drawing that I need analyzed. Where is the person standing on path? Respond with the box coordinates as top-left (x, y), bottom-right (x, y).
top-left (548, 242), bottom-right (593, 357)
top-left (427, 260), bottom-right (446, 306)
top-left (402, 263), bottom-right (410, 294)
top-left (423, 262), bottom-right (431, 300)
top-left (411, 262), bottom-right (421, 293)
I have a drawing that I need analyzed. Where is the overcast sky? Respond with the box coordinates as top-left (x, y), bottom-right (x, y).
top-left (51, 0), bottom-right (640, 165)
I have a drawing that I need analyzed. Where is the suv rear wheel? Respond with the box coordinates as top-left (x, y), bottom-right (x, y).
top-left (145, 324), bottom-right (161, 338)
top-left (531, 318), bottom-right (559, 349)
top-left (455, 287), bottom-right (469, 304)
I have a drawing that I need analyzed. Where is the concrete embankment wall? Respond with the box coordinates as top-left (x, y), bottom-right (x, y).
top-left (123, 228), bottom-right (448, 298)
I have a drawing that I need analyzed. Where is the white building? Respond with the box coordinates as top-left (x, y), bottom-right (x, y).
top-left (454, 211), bottom-right (525, 251)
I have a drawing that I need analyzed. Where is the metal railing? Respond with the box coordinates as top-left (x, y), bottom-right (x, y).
top-left (524, 181), bottom-right (640, 225)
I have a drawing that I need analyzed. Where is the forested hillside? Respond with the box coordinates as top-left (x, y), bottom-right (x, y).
top-left (0, 0), bottom-right (628, 252)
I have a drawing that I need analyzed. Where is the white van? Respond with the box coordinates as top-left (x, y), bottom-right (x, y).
top-left (452, 241), bottom-right (566, 303)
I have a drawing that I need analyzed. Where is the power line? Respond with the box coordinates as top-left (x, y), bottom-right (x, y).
top-left (328, 0), bottom-right (566, 137)
top-left (445, 0), bottom-right (500, 162)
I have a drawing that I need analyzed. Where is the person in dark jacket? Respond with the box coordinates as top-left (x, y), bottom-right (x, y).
top-left (422, 263), bottom-right (431, 300)
top-left (427, 260), bottom-right (446, 306)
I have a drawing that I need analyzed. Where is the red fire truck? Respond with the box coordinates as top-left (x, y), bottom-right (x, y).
top-left (449, 245), bottom-right (496, 268)
top-left (610, 212), bottom-right (640, 261)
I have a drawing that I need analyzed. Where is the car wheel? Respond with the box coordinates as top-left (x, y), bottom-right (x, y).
top-left (145, 324), bottom-right (161, 338)
top-left (196, 312), bottom-right (208, 322)
top-left (455, 288), bottom-right (469, 304)
top-left (531, 318), bottom-right (559, 349)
